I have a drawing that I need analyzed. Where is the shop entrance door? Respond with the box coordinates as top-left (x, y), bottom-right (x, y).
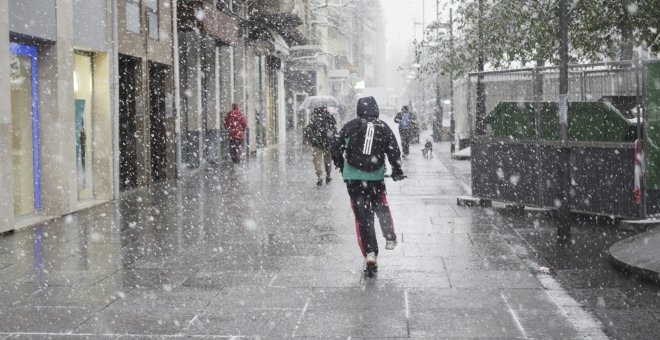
top-left (9, 43), bottom-right (40, 216)
top-left (149, 63), bottom-right (168, 182)
top-left (118, 56), bottom-right (139, 191)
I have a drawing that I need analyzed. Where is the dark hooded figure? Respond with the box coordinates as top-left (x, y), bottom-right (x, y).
top-left (331, 96), bottom-right (405, 274)
top-left (394, 105), bottom-right (416, 155)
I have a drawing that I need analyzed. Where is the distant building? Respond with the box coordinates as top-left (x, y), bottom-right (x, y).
top-left (286, 0), bottom-right (386, 127)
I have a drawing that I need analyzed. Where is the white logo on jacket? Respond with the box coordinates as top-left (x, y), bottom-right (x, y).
top-left (362, 122), bottom-right (375, 155)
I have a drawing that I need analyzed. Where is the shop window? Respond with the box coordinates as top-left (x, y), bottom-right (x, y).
top-left (9, 43), bottom-right (40, 216)
top-left (145, 0), bottom-right (159, 40)
top-left (73, 52), bottom-right (94, 200)
top-left (126, 0), bottom-right (141, 34)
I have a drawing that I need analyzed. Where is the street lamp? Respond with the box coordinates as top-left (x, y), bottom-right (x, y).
top-left (430, 1), bottom-right (455, 152)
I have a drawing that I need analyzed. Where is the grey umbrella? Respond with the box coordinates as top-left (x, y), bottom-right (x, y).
top-left (298, 95), bottom-right (341, 110)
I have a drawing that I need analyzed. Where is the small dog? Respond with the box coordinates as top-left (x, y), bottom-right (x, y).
top-left (422, 139), bottom-right (433, 159)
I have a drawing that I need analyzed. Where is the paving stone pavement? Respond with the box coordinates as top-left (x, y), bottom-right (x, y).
top-left (0, 124), bottom-right (645, 339)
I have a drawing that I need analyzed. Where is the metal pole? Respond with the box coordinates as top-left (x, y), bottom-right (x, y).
top-left (172, 0), bottom-right (182, 177)
top-left (434, 0), bottom-right (441, 142)
top-left (636, 59), bottom-right (646, 219)
top-left (422, 0), bottom-right (425, 40)
top-left (475, 0), bottom-right (486, 136)
top-left (413, 18), bottom-right (416, 40)
top-left (449, 3), bottom-right (455, 153)
top-left (557, 0), bottom-right (571, 242)
top-left (111, 0), bottom-right (120, 198)
top-left (580, 71), bottom-right (586, 101)
top-left (533, 68), bottom-right (543, 206)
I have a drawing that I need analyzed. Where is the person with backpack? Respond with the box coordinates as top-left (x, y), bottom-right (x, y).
top-left (331, 96), bottom-right (405, 274)
top-left (224, 103), bottom-right (248, 163)
top-left (304, 106), bottom-right (337, 186)
top-left (394, 105), bottom-right (416, 156)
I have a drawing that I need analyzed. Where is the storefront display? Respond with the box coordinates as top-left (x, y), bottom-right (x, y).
top-left (74, 53), bottom-right (94, 200)
top-left (10, 43), bottom-right (40, 217)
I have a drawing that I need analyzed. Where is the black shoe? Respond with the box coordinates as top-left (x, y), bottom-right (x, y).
top-left (317, 178), bottom-right (323, 186)
top-left (363, 264), bottom-right (378, 276)
top-left (325, 177), bottom-right (332, 184)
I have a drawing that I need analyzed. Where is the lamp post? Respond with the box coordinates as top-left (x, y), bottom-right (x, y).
top-left (412, 59), bottom-right (425, 123)
top-left (407, 68), bottom-right (417, 112)
top-left (432, 1), bottom-right (454, 152)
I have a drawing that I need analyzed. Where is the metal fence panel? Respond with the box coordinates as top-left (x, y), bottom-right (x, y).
top-left (460, 62), bottom-right (647, 219)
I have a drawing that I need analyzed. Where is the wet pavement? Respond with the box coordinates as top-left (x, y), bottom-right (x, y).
top-left (0, 123), bottom-right (658, 339)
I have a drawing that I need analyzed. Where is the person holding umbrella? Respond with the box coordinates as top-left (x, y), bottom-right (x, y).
top-left (304, 106), bottom-right (337, 186)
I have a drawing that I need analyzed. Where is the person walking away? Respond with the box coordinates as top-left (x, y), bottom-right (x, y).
top-left (304, 107), bottom-right (337, 186)
top-left (331, 96), bottom-right (405, 274)
top-left (394, 105), bottom-right (415, 156)
top-left (224, 103), bottom-right (247, 163)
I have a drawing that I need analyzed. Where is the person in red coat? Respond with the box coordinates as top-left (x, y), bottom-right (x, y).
top-left (224, 103), bottom-right (248, 163)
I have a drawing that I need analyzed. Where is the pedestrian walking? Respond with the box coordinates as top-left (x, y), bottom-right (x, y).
top-left (394, 105), bottom-right (416, 156)
top-left (224, 103), bottom-right (247, 163)
top-left (304, 106), bottom-right (337, 186)
top-left (331, 96), bottom-right (405, 275)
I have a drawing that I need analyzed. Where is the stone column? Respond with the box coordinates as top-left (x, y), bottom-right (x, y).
top-left (233, 42), bottom-right (246, 110)
top-left (277, 69), bottom-right (286, 144)
top-left (39, 0), bottom-right (76, 215)
top-left (245, 46), bottom-right (257, 153)
top-left (136, 59), bottom-right (150, 187)
top-left (0, 0), bottom-right (13, 232)
top-left (92, 53), bottom-right (113, 201)
top-left (181, 31), bottom-right (202, 168)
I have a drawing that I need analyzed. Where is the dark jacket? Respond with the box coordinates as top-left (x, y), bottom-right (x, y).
top-left (331, 96), bottom-right (403, 181)
top-left (304, 107), bottom-right (337, 149)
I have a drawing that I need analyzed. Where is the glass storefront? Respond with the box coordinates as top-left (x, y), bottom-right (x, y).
top-left (9, 43), bottom-right (40, 216)
top-left (74, 53), bottom-right (94, 200)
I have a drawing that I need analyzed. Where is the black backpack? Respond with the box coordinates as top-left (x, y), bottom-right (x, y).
top-left (305, 113), bottom-right (334, 148)
top-left (346, 118), bottom-right (387, 171)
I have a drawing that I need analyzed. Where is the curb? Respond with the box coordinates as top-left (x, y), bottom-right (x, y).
top-left (457, 196), bottom-right (492, 207)
top-left (608, 227), bottom-right (660, 285)
top-left (618, 218), bottom-right (660, 232)
top-left (451, 154), bottom-right (471, 160)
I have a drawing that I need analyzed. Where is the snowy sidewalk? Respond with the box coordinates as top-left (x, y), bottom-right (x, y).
top-left (0, 136), bottom-right (606, 338)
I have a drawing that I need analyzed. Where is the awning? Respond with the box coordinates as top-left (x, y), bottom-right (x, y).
top-left (245, 14), bottom-right (308, 46)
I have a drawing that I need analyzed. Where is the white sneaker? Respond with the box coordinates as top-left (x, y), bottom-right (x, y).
top-left (365, 252), bottom-right (377, 267)
top-left (385, 240), bottom-right (397, 250)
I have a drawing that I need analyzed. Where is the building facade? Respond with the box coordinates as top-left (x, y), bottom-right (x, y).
top-left (177, 0), bottom-right (245, 168)
top-left (1, 0), bottom-right (115, 232)
top-left (246, 0), bottom-right (307, 147)
top-left (0, 0), bottom-right (311, 232)
top-left (285, 0), bottom-right (385, 128)
top-left (117, 0), bottom-right (176, 191)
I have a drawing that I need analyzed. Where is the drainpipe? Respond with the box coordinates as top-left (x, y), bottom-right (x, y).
top-left (172, 0), bottom-right (182, 177)
top-left (111, 0), bottom-right (120, 198)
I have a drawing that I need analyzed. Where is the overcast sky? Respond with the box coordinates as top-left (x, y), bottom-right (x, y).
top-left (380, 0), bottom-right (450, 90)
